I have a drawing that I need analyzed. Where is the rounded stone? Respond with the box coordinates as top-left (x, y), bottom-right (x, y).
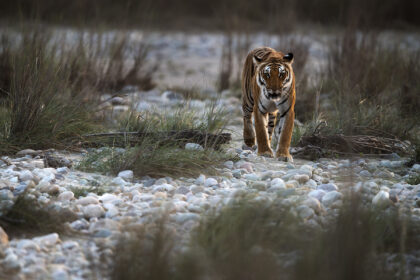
top-left (204, 178), bottom-right (218, 187)
top-left (239, 162), bottom-right (253, 173)
top-left (77, 196), bottom-right (99, 206)
top-left (261, 171), bottom-right (273, 180)
top-left (117, 170), bottom-right (134, 182)
top-left (175, 186), bottom-right (190, 195)
top-left (153, 183), bottom-right (175, 193)
top-left (190, 185), bottom-right (205, 194)
top-left (303, 197), bottom-right (323, 214)
top-left (243, 173), bottom-right (260, 181)
top-left (83, 204), bottom-right (105, 219)
top-left (18, 170), bottom-right (34, 182)
top-left (99, 193), bottom-right (119, 203)
top-left (224, 161), bottom-right (234, 169)
top-left (251, 181), bottom-right (267, 191)
top-left (58, 191), bottom-right (74, 201)
top-left (359, 170), bottom-right (371, 177)
top-left (0, 189), bottom-right (13, 200)
top-left (305, 179), bottom-right (318, 189)
top-left (185, 143), bottom-right (204, 151)
top-left (372, 191), bottom-right (391, 208)
top-left (317, 183), bottom-right (338, 192)
top-left (16, 239), bottom-right (40, 251)
top-left (294, 174), bottom-right (310, 184)
top-left (270, 178), bottom-right (286, 189)
top-left (321, 191), bottom-right (343, 208)
top-left (195, 174), bottom-right (206, 185)
top-left (34, 233), bottom-right (60, 247)
top-left (297, 205), bottom-right (315, 220)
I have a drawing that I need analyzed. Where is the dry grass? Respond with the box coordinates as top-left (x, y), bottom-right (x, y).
top-left (0, 193), bottom-right (77, 237)
top-left (77, 104), bottom-right (235, 178)
top-left (0, 30), bottom-right (98, 154)
top-left (63, 32), bottom-right (156, 93)
top-left (324, 30), bottom-right (420, 139)
top-left (110, 195), bottom-right (420, 280)
top-left (111, 216), bottom-right (175, 280)
top-left (218, 33), bottom-right (233, 92)
top-left (0, 27), bottom-right (157, 154)
top-left (291, 28), bottom-right (420, 155)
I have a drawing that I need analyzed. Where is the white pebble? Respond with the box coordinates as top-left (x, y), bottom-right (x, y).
top-left (34, 233), bottom-right (60, 247)
top-left (204, 178), bottom-right (218, 187)
top-left (83, 204), bottom-right (105, 218)
top-left (112, 177), bottom-right (128, 186)
top-left (321, 191), bottom-right (343, 208)
top-left (308, 190), bottom-right (326, 201)
top-left (99, 193), bottom-right (119, 203)
top-left (117, 170), bottom-right (134, 182)
top-left (153, 183), bottom-right (175, 193)
top-left (372, 191), bottom-right (391, 207)
top-left (185, 143), bottom-right (204, 151)
top-left (58, 191), bottom-right (74, 201)
top-left (317, 183), bottom-right (338, 192)
top-left (18, 170), bottom-right (33, 182)
top-left (77, 196), bottom-right (99, 206)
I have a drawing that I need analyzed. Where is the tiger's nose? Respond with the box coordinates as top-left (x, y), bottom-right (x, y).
top-left (267, 89), bottom-right (282, 95)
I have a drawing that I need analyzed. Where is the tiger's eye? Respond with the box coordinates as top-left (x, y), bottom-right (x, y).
top-left (263, 66), bottom-right (271, 77)
top-left (278, 65), bottom-right (286, 77)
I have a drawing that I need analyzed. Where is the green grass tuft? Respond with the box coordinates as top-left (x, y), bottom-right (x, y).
top-left (78, 103), bottom-right (233, 178)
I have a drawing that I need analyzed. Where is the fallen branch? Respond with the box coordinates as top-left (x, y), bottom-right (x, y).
top-left (77, 130), bottom-right (232, 150)
top-left (292, 134), bottom-right (414, 160)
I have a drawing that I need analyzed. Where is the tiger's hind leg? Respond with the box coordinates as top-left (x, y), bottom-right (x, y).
top-left (242, 103), bottom-right (255, 148)
top-left (267, 112), bottom-right (277, 144)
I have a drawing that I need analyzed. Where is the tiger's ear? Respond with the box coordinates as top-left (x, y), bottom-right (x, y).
top-left (283, 53), bottom-right (294, 64)
top-left (253, 55), bottom-right (263, 65)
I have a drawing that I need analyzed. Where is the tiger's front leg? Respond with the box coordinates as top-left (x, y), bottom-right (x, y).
top-left (254, 109), bottom-right (274, 157)
top-left (276, 109), bottom-right (294, 162)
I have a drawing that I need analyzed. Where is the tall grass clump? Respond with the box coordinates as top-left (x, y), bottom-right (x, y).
top-left (0, 31), bottom-right (98, 154)
top-left (111, 216), bottom-right (174, 280)
top-left (77, 103), bottom-right (234, 178)
top-left (111, 195), bottom-right (420, 280)
top-left (62, 32), bottom-right (155, 93)
top-left (324, 29), bottom-right (420, 140)
top-left (0, 28), bottom-right (157, 154)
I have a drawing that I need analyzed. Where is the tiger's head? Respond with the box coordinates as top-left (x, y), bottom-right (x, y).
top-left (254, 51), bottom-right (294, 100)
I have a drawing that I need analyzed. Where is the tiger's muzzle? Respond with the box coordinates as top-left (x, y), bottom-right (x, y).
top-left (265, 89), bottom-right (282, 99)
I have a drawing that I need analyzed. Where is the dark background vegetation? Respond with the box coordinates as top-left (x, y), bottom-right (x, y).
top-left (1, 0), bottom-right (420, 30)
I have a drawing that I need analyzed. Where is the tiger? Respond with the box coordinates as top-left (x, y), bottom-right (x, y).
top-left (242, 47), bottom-right (296, 162)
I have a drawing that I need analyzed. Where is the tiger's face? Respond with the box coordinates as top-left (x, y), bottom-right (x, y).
top-left (255, 53), bottom-right (294, 100)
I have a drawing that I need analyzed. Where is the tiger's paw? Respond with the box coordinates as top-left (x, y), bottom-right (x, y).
top-left (243, 138), bottom-right (256, 148)
top-left (258, 149), bottom-right (274, 158)
top-left (276, 153), bottom-right (293, 162)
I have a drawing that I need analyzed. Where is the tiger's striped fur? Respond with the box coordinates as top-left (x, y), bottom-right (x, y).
top-left (242, 47), bottom-right (296, 162)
